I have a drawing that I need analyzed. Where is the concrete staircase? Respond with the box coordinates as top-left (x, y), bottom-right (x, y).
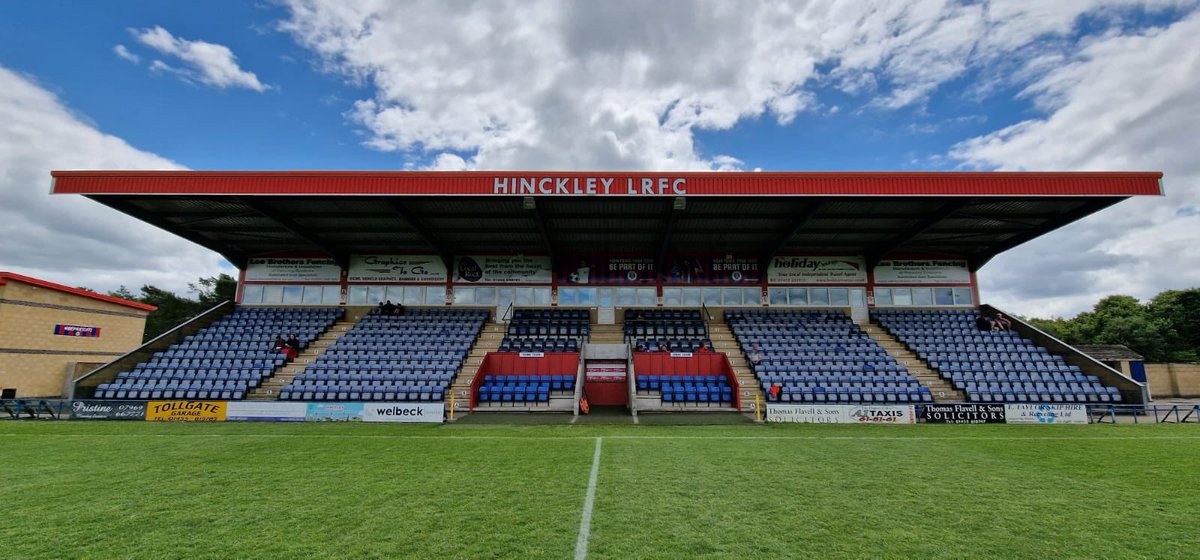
top-left (245, 319), bottom-right (355, 401)
top-left (446, 322), bottom-right (506, 416)
top-left (860, 321), bottom-right (966, 402)
top-left (706, 316), bottom-right (763, 417)
top-left (589, 324), bottom-right (625, 345)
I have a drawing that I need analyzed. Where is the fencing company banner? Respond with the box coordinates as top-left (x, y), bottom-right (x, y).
top-left (246, 258), bottom-right (342, 282)
top-left (873, 260), bottom-right (971, 284)
top-left (923, 403), bottom-right (1007, 424)
top-left (348, 254), bottom-right (447, 283)
top-left (145, 401), bottom-right (226, 422)
top-left (71, 400), bottom-right (146, 420)
top-left (226, 402), bottom-right (307, 422)
top-left (767, 256), bottom-right (867, 284)
top-left (767, 404), bottom-right (915, 424)
top-left (454, 255), bottom-right (553, 284)
top-left (361, 402), bottom-right (445, 423)
top-left (1004, 404), bottom-right (1089, 425)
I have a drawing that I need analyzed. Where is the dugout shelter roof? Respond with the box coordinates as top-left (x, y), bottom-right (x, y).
top-left (51, 171), bottom-right (1163, 271)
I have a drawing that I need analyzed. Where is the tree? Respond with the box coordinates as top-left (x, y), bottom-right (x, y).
top-left (190, 273), bottom-right (237, 307)
top-left (1027, 289), bottom-right (1200, 363)
top-left (108, 274), bottom-right (239, 342)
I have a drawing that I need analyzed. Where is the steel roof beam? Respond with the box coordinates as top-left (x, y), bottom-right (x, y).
top-left (527, 200), bottom-right (556, 262)
top-left (237, 197), bottom-right (348, 268)
top-left (93, 197), bottom-right (249, 269)
top-left (968, 198), bottom-right (1119, 271)
top-left (384, 199), bottom-right (455, 270)
top-left (765, 201), bottom-right (824, 258)
top-left (865, 199), bottom-right (973, 267)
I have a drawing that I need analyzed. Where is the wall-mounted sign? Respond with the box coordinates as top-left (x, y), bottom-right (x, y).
top-left (246, 258), bottom-right (341, 282)
top-left (349, 255), bottom-right (447, 283)
top-left (454, 255), bottom-right (552, 284)
top-left (55, 324), bottom-right (100, 337)
top-left (664, 256), bottom-right (761, 284)
top-left (562, 256), bottom-right (656, 285)
top-left (874, 260), bottom-right (971, 284)
top-left (767, 256), bottom-right (867, 284)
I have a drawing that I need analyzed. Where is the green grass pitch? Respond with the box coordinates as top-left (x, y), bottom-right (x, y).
top-left (2, 422), bottom-right (1198, 559)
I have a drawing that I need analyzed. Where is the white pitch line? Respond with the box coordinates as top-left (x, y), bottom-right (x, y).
top-left (1, 433), bottom-right (1198, 441)
top-left (574, 437), bottom-right (602, 560)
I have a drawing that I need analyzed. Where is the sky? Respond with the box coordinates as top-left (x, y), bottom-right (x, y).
top-left (0, 0), bottom-right (1198, 318)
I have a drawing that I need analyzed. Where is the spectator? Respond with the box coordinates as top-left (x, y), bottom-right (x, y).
top-left (768, 384), bottom-right (781, 401)
top-left (698, 341), bottom-right (712, 353)
top-left (661, 342), bottom-right (672, 353)
top-left (635, 342), bottom-right (647, 352)
top-left (748, 343), bottom-right (763, 366)
top-left (284, 334), bottom-right (301, 361)
top-left (381, 300), bottom-right (397, 315)
top-left (994, 313), bottom-right (1012, 331)
top-left (271, 335), bottom-right (286, 354)
top-left (975, 314), bottom-right (995, 332)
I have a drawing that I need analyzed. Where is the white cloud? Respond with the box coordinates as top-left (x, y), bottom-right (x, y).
top-left (112, 44), bottom-right (140, 64)
top-left (132, 26), bottom-right (269, 91)
top-left (279, 0), bottom-right (1190, 171)
top-left (0, 65), bottom-right (226, 296)
top-left (953, 10), bottom-right (1200, 317)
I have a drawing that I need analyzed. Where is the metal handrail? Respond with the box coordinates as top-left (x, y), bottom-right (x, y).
top-left (501, 302), bottom-right (515, 323)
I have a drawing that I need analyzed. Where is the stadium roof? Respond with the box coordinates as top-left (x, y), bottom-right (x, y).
top-left (51, 171), bottom-right (1163, 271)
top-left (0, 271), bottom-right (157, 312)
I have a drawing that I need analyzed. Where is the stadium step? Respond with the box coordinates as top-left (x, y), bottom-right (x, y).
top-left (589, 323), bottom-right (625, 345)
top-left (447, 321), bottom-right (506, 417)
top-left (706, 313), bottom-right (761, 418)
top-left (861, 322), bottom-right (967, 402)
top-left (245, 318), bottom-right (356, 401)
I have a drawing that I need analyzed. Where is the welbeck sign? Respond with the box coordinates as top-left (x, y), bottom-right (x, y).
top-left (1004, 404), bottom-right (1088, 425)
top-left (454, 255), bottom-right (552, 284)
top-left (767, 256), bottom-right (867, 284)
top-left (71, 400), bottom-right (145, 420)
top-left (923, 403), bottom-right (1007, 424)
top-left (348, 254), bottom-right (447, 283)
top-left (246, 258), bottom-right (341, 282)
top-left (874, 260), bottom-right (971, 284)
top-left (361, 402), bottom-right (445, 423)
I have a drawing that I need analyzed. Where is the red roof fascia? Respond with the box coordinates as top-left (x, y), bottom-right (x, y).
top-left (49, 171), bottom-right (1164, 197)
top-left (0, 272), bottom-right (158, 312)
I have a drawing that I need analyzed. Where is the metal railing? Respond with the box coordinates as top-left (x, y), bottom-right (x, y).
top-left (1088, 404), bottom-right (1200, 424)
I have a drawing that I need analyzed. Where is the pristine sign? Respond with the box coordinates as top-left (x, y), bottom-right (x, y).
top-left (493, 176), bottom-right (687, 196)
top-left (70, 400), bottom-right (145, 420)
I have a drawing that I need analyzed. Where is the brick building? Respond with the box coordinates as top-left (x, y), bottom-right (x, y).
top-left (0, 272), bottom-right (154, 397)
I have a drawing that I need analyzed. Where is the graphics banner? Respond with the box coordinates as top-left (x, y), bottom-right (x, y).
top-left (874, 260), bottom-right (971, 284)
top-left (246, 258), bottom-right (341, 282)
top-left (562, 257), bottom-right (656, 285)
top-left (70, 400), bottom-right (145, 420)
top-left (767, 256), bottom-right (867, 284)
top-left (766, 404), bottom-right (915, 424)
top-left (923, 403), bottom-right (1007, 424)
top-left (145, 401), bottom-right (226, 422)
top-left (1004, 404), bottom-right (1088, 424)
top-left (348, 254), bottom-right (447, 283)
top-left (663, 256), bottom-right (761, 285)
top-left (226, 402), bottom-right (307, 422)
top-left (454, 255), bottom-right (552, 284)
top-left (360, 402), bottom-right (445, 423)
top-left (306, 402), bottom-right (363, 422)
top-left (55, 324), bottom-right (100, 337)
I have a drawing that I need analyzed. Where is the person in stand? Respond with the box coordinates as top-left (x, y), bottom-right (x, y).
top-left (994, 313), bottom-right (1012, 331)
top-left (284, 334), bottom-right (301, 361)
top-left (660, 342), bottom-right (672, 353)
top-left (975, 314), bottom-right (995, 332)
top-left (768, 383), bottom-right (781, 401)
top-left (747, 343), bottom-right (763, 366)
top-left (381, 300), bottom-right (397, 315)
top-left (271, 335), bottom-right (287, 354)
top-left (393, 300), bottom-right (405, 316)
top-left (698, 341), bottom-right (713, 353)
top-left (635, 342), bottom-right (647, 353)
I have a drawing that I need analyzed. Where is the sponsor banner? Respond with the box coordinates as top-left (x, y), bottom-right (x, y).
top-left (844, 405), bottom-right (916, 424)
top-left (923, 403), bottom-right (1007, 424)
top-left (226, 402), bottom-right (307, 422)
top-left (348, 254), bottom-right (447, 283)
top-left (562, 257), bottom-right (656, 285)
top-left (767, 256), bottom-right (867, 284)
top-left (518, 352), bottom-right (545, 358)
top-left (454, 255), bottom-right (552, 284)
top-left (145, 401), bottom-right (226, 422)
top-left (767, 404), bottom-right (915, 424)
top-left (306, 402), bottom-right (364, 421)
top-left (766, 404), bottom-right (847, 423)
top-left (246, 258), bottom-right (341, 282)
top-left (55, 324), bottom-right (100, 337)
top-left (664, 256), bottom-right (761, 285)
top-left (1004, 404), bottom-right (1088, 425)
top-left (70, 400), bottom-right (145, 420)
top-left (874, 259), bottom-right (971, 284)
top-left (361, 402), bottom-right (445, 423)
top-left (669, 352), bottom-right (694, 358)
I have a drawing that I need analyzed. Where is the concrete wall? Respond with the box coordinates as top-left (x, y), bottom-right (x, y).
top-left (0, 280), bottom-right (149, 397)
top-left (1145, 363), bottom-right (1200, 398)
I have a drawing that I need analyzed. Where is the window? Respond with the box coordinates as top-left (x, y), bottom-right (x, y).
top-left (682, 288), bottom-right (701, 306)
top-left (892, 288), bottom-right (913, 306)
top-left (829, 288), bottom-right (849, 306)
top-left (616, 288), bottom-right (637, 306)
top-left (403, 286), bottom-right (422, 305)
top-left (769, 288), bottom-right (787, 305)
top-left (788, 288), bottom-right (807, 305)
top-left (809, 288), bottom-right (829, 306)
top-left (514, 287), bottom-right (533, 306)
top-left (722, 287), bottom-right (741, 305)
top-left (662, 288), bottom-right (681, 306)
top-left (348, 286), bottom-right (368, 305)
top-left (425, 286), bottom-right (446, 305)
top-left (954, 288), bottom-right (974, 306)
top-left (913, 288), bottom-right (933, 306)
top-left (934, 288), bottom-right (955, 306)
top-left (242, 284), bottom-right (263, 304)
top-left (850, 288), bottom-right (866, 308)
top-left (322, 285), bottom-right (342, 305)
top-left (577, 288), bottom-right (598, 306)
top-left (638, 288), bottom-right (657, 306)
top-left (559, 288), bottom-right (578, 305)
top-left (533, 287), bottom-right (552, 305)
top-left (367, 286), bottom-right (386, 305)
top-left (497, 288), bottom-right (515, 310)
top-left (874, 288), bottom-right (893, 306)
top-left (386, 286), bottom-right (405, 302)
top-left (302, 285), bottom-right (324, 304)
top-left (262, 285), bottom-right (284, 305)
top-left (743, 288), bottom-right (762, 306)
top-left (702, 288), bottom-right (721, 305)
top-left (282, 286), bottom-right (303, 304)
top-left (598, 288), bottom-right (614, 307)
top-left (454, 287), bottom-right (475, 305)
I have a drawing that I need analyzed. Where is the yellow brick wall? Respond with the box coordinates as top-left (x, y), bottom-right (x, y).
top-left (0, 280), bottom-right (149, 397)
top-left (1144, 363), bottom-right (1200, 399)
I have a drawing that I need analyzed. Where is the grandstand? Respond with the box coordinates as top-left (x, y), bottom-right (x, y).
top-left (49, 170), bottom-right (1163, 419)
